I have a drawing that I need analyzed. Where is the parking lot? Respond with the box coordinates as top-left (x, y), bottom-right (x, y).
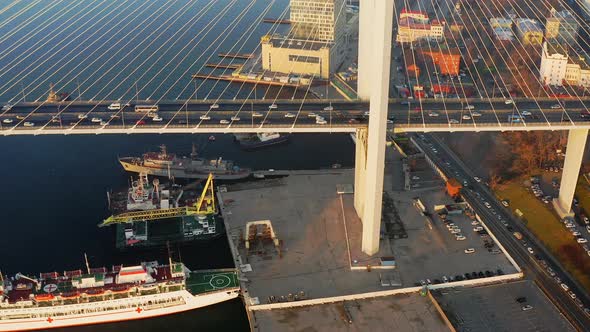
top-left (384, 147), bottom-right (516, 286)
top-left (390, 189), bottom-right (516, 286)
top-left (434, 280), bottom-right (575, 332)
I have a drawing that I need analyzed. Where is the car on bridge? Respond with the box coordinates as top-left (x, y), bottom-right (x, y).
top-left (2, 104), bottom-right (12, 111)
top-left (200, 115), bottom-right (211, 120)
top-left (465, 105), bottom-right (475, 110)
top-left (252, 112), bottom-right (263, 117)
top-left (2, 119), bottom-right (13, 124)
top-left (78, 114), bottom-right (88, 119)
top-left (219, 119), bottom-right (230, 125)
top-left (230, 116), bottom-right (240, 121)
top-left (284, 112), bottom-right (295, 118)
top-left (428, 111), bottom-right (439, 117)
top-left (551, 104), bottom-right (562, 109)
top-left (462, 115), bottom-right (471, 120)
top-left (23, 122), bottom-right (34, 127)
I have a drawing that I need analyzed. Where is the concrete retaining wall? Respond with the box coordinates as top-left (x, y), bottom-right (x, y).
top-left (249, 287), bottom-right (422, 311)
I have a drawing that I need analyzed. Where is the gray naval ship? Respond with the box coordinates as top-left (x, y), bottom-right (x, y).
top-left (119, 144), bottom-right (251, 180)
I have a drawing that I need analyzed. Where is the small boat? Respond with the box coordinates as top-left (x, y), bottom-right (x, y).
top-left (208, 135), bottom-right (216, 141)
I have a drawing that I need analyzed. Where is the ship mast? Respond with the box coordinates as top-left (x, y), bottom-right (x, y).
top-left (84, 253), bottom-right (91, 275)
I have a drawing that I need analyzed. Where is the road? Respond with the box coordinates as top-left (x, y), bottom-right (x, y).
top-left (2, 98), bottom-right (590, 134)
top-left (413, 133), bottom-right (590, 332)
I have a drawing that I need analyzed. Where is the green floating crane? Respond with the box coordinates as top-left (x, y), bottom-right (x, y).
top-left (99, 173), bottom-right (216, 227)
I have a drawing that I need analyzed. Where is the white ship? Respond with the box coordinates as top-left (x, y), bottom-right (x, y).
top-left (0, 260), bottom-right (239, 331)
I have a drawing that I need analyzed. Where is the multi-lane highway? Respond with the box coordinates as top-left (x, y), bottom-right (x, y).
top-left (2, 98), bottom-right (590, 134)
top-left (414, 133), bottom-right (590, 331)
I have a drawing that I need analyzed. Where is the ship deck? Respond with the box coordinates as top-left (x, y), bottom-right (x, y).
top-left (185, 270), bottom-right (239, 295)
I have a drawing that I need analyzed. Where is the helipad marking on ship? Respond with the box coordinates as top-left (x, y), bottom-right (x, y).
top-left (136, 307), bottom-right (143, 313)
top-left (209, 274), bottom-right (232, 289)
top-left (47, 317), bottom-right (54, 323)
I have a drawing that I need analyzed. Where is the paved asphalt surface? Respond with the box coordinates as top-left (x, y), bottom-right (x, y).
top-left (414, 133), bottom-right (590, 331)
top-left (2, 98), bottom-right (590, 132)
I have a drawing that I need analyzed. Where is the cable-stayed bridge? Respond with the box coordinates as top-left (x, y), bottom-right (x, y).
top-left (2, 98), bottom-right (590, 134)
top-left (2, 0), bottom-right (590, 271)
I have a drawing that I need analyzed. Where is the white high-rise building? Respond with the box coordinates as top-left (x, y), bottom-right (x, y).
top-left (261, 0), bottom-right (347, 79)
top-left (539, 41), bottom-right (590, 87)
top-left (290, 0), bottom-right (345, 42)
top-left (539, 41), bottom-right (568, 86)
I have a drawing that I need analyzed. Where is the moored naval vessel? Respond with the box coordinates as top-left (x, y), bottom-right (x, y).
top-left (119, 145), bottom-right (250, 180)
top-left (0, 258), bottom-right (239, 331)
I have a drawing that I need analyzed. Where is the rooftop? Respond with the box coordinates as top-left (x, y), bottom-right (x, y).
top-left (265, 35), bottom-right (332, 51)
top-left (515, 18), bottom-right (542, 33)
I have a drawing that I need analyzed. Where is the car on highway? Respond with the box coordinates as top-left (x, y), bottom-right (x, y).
top-left (462, 115), bottom-right (471, 120)
top-left (199, 115), bottom-right (211, 120)
top-left (428, 111), bottom-right (439, 117)
top-left (323, 105), bottom-right (334, 111)
top-left (230, 116), bottom-right (240, 121)
top-left (2, 118), bottom-right (13, 124)
top-left (521, 305), bottom-right (533, 311)
top-left (77, 114), bottom-right (88, 119)
top-left (577, 237), bottom-right (588, 243)
top-left (465, 105), bottom-right (475, 110)
top-left (521, 111), bottom-right (532, 116)
top-left (464, 248), bottom-right (476, 254)
top-left (551, 104), bottom-right (562, 109)
top-left (23, 122), bottom-right (34, 127)
top-left (284, 112), bottom-right (295, 118)
top-left (527, 247), bottom-right (534, 254)
top-left (1, 104), bottom-right (12, 111)
top-left (456, 235), bottom-right (466, 241)
top-left (316, 117), bottom-right (327, 125)
top-left (210, 103), bottom-right (219, 109)
top-left (449, 119), bottom-right (459, 124)
top-left (219, 119), bottom-right (230, 125)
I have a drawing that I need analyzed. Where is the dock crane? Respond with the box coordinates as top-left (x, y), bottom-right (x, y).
top-left (99, 173), bottom-right (217, 227)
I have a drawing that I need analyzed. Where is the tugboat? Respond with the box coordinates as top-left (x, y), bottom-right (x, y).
top-left (234, 132), bottom-right (290, 150)
top-left (119, 144), bottom-right (250, 180)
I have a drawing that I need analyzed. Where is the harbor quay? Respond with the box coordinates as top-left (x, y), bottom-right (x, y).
top-left (215, 142), bottom-right (574, 331)
top-left (214, 166), bottom-right (488, 330)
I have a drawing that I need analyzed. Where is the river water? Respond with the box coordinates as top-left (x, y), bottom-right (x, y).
top-left (0, 1), bottom-right (356, 330)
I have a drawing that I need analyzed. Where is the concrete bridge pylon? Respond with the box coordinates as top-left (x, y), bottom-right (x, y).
top-left (353, 0), bottom-right (394, 255)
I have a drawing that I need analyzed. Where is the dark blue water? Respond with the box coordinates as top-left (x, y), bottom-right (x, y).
top-left (0, 133), bottom-right (354, 332)
top-left (0, 1), bottom-right (355, 330)
top-left (0, 0), bottom-right (291, 103)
